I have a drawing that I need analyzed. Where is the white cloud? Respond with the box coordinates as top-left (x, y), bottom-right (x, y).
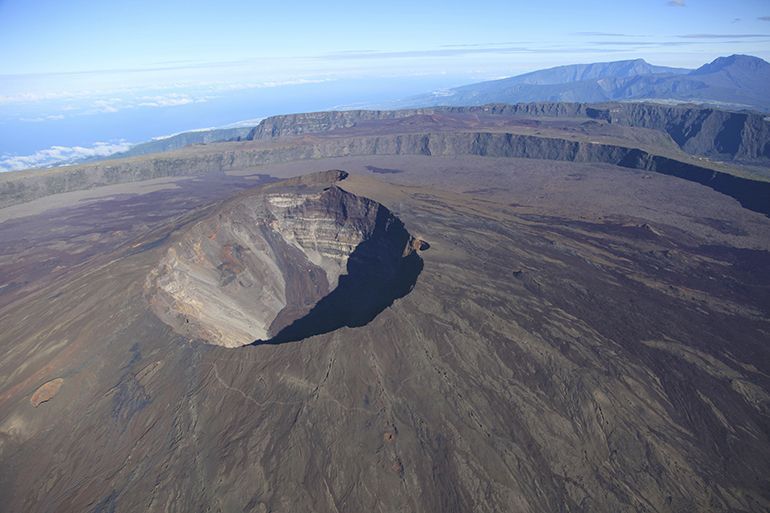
top-left (0, 91), bottom-right (77, 104)
top-left (93, 98), bottom-right (122, 113)
top-left (137, 93), bottom-right (203, 107)
top-left (0, 141), bottom-right (133, 172)
top-left (0, 76), bottom-right (331, 107)
top-left (89, 93), bottom-right (210, 113)
top-left (667, 0), bottom-right (686, 6)
top-left (19, 114), bottom-right (66, 122)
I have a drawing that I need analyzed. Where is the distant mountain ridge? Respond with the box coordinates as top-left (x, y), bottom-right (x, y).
top-left (408, 54), bottom-right (770, 112)
top-left (477, 58), bottom-right (688, 86)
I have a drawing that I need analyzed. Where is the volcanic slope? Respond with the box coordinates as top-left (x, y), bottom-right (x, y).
top-left (0, 156), bottom-right (769, 509)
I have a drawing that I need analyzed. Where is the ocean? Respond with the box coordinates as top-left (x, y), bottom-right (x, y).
top-left (0, 75), bottom-right (466, 172)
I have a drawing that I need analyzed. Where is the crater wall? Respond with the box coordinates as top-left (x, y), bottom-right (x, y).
top-left (145, 171), bottom-right (422, 347)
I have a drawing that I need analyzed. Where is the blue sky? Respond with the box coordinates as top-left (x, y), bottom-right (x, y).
top-left (1, 0), bottom-right (769, 170)
top-left (3, 0), bottom-right (770, 93)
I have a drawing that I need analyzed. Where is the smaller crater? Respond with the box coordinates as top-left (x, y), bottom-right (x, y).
top-left (365, 165), bottom-right (403, 174)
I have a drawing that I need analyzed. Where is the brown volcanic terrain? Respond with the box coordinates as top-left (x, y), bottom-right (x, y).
top-left (0, 108), bottom-right (769, 512)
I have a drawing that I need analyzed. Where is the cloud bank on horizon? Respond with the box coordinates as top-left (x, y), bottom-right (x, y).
top-left (0, 141), bottom-right (132, 172)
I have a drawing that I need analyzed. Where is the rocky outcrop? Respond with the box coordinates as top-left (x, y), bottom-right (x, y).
top-left (146, 171), bottom-right (422, 347)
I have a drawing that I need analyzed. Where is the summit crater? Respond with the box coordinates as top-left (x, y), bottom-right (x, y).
top-left (145, 170), bottom-right (423, 347)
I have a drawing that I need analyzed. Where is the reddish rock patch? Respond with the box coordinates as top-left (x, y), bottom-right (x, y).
top-left (30, 378), bottom-right (64, 408)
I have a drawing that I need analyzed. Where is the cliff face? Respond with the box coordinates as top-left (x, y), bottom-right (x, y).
top-left (246, 109), bottom-right (440, 139)
top-left (2, 128), bottom-right (769, 217)
top-left (604, 103), bottom-right (770, 161)
top-left (245, 104), bottom-right (592, 140)
top-left (247, 103), bottom-right (770, 161)
top-left (146, 171), bottom-right (420, 347)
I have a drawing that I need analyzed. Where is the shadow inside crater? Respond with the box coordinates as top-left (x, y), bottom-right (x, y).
top-left (252, 211), bottom-right (424, 345)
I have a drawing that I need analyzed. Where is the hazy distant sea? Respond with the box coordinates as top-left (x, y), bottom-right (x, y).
top-left (0, 75), bottom-right (465, 172)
